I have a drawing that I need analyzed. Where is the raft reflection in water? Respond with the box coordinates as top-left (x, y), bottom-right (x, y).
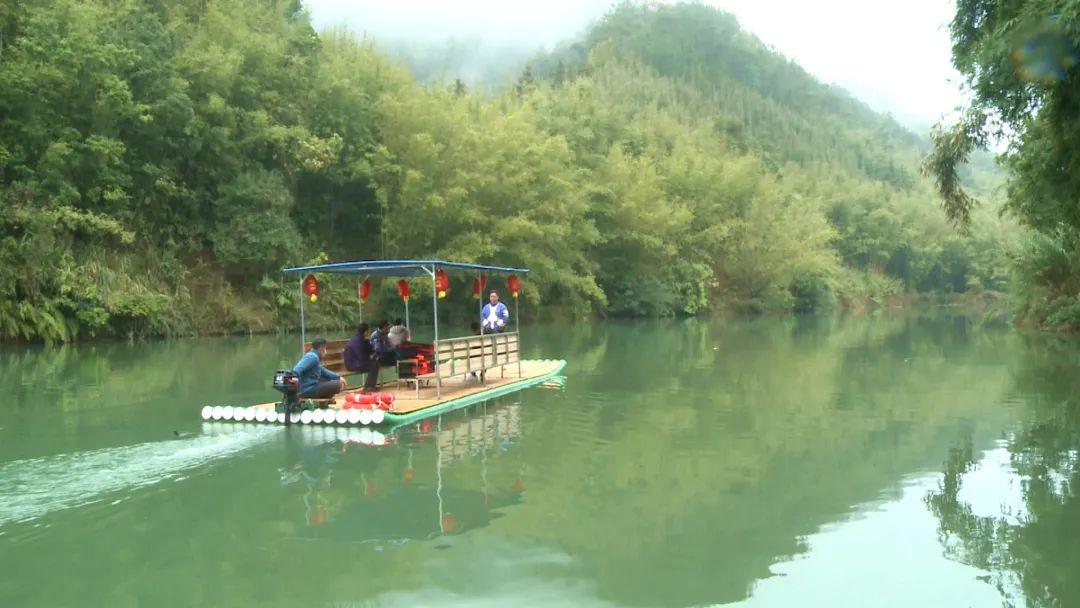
top-left (277, 398), bottom-right (528, 543)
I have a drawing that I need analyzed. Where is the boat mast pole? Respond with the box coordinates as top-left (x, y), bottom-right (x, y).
top-left (431, 266), bottom-right (441, 398)
top-left (478, 270), bottom-right (485, 368)
top-left (299, 276), bottom-right (306, 352)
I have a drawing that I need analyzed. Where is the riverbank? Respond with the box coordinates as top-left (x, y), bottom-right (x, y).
top-left (0, 287), bottom-right (1015, 346)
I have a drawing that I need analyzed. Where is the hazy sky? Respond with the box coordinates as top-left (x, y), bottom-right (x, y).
top-left (304, 0), bottom-right (967, 126)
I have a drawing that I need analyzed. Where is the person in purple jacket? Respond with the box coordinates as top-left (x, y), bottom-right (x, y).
top-left (343, 323), bottom-right (378, 392)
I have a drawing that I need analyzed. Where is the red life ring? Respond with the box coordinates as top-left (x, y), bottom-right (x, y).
top-left (343, 392), bottom-right (394, 409)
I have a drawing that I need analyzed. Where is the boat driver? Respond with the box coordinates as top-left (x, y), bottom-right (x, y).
top-left (293, 338), bottom-right (347, 399)
top-left (481, 290), bottom-right (510, 334)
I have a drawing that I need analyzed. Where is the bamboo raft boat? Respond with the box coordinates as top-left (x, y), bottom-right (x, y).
top-left (201, 358), bottom-right (566, 427)
top-left (197, 259), bottom-right (565, 427)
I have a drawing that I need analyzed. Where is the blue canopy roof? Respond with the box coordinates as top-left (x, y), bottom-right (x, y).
top-left (281, 259), bottom-right (529, 277)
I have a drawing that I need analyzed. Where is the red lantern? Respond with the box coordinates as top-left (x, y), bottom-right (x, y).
top-left (397, 279), bottom-right (410, 303)
top-left (309, 505), bottom-right (326, 526)
top-left (472, 274), bottom-right (487, 299)
top-left (359, 278), bottom-right (371, 304)
top-left (507, 274), bottom-right (521, 298)
top-left (435, 269), bottom-right (449, 299)
top-left (303, 275), bottom-right (319, 303)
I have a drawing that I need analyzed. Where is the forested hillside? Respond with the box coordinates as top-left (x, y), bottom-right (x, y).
top-left (0, 0), bottom-right (1013, 342)
top-left (927, 0), bottom-right (1080, 331)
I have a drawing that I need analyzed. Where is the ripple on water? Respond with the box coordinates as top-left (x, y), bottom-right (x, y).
top-left (0, 425), bottom-right (281, 527)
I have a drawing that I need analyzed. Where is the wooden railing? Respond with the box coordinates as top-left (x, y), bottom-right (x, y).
top-left (433, 332), bottom-right (521, 379)
top-left (397, 332), bottom-right (521, 398)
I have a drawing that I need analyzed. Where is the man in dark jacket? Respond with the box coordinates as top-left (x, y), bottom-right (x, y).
top-left (369, 319), bottom-right (397, 367)
top-left (343, 323), bottom-right (378, 391)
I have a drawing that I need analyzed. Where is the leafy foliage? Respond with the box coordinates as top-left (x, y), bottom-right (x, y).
top-left (0, 0), bottom-right (1013, 341)
top-left (929, 0), bottom-right (1080, 328)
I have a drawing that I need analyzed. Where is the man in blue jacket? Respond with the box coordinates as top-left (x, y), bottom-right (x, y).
top-left (481, 291), bottom-right (510, 334)
top-left (293, 338), bottom-right (346, 399)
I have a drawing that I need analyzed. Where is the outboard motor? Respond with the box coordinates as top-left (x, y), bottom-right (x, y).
top-left (272, 369), bottom-right (300, 423)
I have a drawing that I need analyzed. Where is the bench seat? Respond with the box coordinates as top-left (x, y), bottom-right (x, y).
top-left (302, 339), bottom-right (394, 383)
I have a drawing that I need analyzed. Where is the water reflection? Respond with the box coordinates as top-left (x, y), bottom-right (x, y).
top-left (275, 398), bottom-right (529, 545)
top-left (0, 336), bottom-right (301, 463)
top-left (4, 316), bottom-right (1079, 607)
top-left (927, 334), bottom-right (1080, 608)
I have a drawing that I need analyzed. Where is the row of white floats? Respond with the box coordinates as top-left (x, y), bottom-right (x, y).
top-left (201, 422), bottom-right (390, 445)
top-left (199, 405), bottom-right (386, 425)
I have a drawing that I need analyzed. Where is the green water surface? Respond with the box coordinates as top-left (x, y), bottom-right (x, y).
top-left (1, 315), bottom-right (1078, 607)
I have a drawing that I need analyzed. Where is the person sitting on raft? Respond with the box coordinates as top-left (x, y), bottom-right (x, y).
top-left (293, 338), bottom-right (347, 399)
top-left (388, 318), bottom-right (410, 349)
top-left (481, 290), bottom-right (510, 334)
top-left (343, 323), bottom-right (379, 392)
top-left (370, 319), bottom-right (398, 367)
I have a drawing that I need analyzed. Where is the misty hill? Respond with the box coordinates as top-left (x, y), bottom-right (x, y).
top-left (382, 3), bottom-right (1001, 195)
top-left (575, 3), bottom-right (922, 185)
top-left (391, 3), bottom-right (926, 189)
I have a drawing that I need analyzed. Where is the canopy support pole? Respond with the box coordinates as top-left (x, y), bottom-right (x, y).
top-left (299, 276), bottom-right (306, 352)
top-left (430, 266), bottom-right (441, 398)
top-left (478, 270), bottom-right (485, 370)
top-left (358, 274), bottom-right (370, 323)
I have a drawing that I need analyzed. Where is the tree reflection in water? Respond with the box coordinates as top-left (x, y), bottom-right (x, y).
top-left (927, 336), bottom-right (1080, 608)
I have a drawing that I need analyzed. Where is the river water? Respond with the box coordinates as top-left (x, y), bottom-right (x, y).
top-left (0, 315), bottom-right (1077, 607)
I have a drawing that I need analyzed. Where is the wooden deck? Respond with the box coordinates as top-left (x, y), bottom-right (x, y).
top-left (250, 359), bottom-right (563, 415)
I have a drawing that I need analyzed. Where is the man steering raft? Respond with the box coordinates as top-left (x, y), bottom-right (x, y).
top-left (481, 290), bottom-right (510, 334)
top-left (293, 338), bottom-right (347, 399)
